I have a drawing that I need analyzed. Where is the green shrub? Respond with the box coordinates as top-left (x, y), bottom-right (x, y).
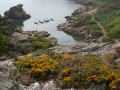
top-left (108, 25), bottom-right (120, 38)
top-left (108, 17), bottom-right (120, 38)
top-left (76, 16), bottom-right (92, 26)
top-left (34, 34), bottom-right (43, 40)
top-left (101, 37), bottom-right (115, 43)
top-left (89, 23), bottom-right (102, 35)
top-left (0, 34), bottom-right (10, 55)
top-left (31, 39), bottom-right (53, 49)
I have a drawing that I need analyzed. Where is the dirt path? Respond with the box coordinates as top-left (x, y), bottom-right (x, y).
top-left (91, 13), bottom-right (108, 38)
top-left (81, 9), bottom-right (119, 43)
top-left (91, 12), bottom-right (120, 43)
top-left (80, 9), bottom-right (108, 38)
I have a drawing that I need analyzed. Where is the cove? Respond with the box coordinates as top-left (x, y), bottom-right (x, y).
top-left (0, 0), bottom-right (84, 45)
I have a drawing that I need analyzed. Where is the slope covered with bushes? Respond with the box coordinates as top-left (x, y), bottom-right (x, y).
top-left (14, 50), bottom-right (120, 89)
top-left (0, 33), bottom-right (10, 55)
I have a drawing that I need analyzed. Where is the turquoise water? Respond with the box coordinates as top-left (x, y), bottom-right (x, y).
top-left (0, 0), bottom-right (84, 45)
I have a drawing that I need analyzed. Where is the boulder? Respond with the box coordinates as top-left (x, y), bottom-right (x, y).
top-left (0, 76), bottom-right (19, 90)
top-left (45, 37), bottom-right (57, 46)
top-left (25, 82), bottom-right (40, 90)
top-left (11, 32), bottom-right (30, 42)
top-left (115, 58), bottom-right (120, 65)
top-left (49, 44), bottom-right (86, 54)
top-left (0, 59), bottom-right (20, 90)
top-left (34, 31), bottom-right (51, 37)
top-left (4, 4), bottom-right (31, 19)
top-left (87, 83), bottom-right (106, 90)
top-left (72, 6), bottom-right (86, 16)
top-left (65, 16), bottom-right (73, 20)
top-left (42, 80), bottom-right (58, 90)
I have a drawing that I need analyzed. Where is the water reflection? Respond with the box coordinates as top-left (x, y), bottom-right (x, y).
top-left (15, 19), bottom-right (25, 27)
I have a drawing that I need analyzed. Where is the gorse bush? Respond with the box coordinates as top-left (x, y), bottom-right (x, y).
top-left (15, 52), bottom-right (120, 89)
top-left (60, 54), bottom-right (120, 89)
top-left (0, 34), bottom-right (10, 55)
top-left (15, 54), bottom-right (59, 79)
top-left (102, 53), bottom-right (116, 64)
top-left (115, 46), bottom-right (120, 53)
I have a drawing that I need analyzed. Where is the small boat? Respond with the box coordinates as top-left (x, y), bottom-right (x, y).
top-left (34, 21), bottom-right (38, 25)
top-left (50, 18), bottom-right (54, 21)
top-left (39, 20), bottom-right (44, 24)
top-left (44, 19), bottom-right (49, 23)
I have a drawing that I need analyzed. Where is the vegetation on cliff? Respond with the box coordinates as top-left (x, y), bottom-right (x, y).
top-left (14, 49), bottom-right (120, 89)
top-left (31, 38), bottom-right (53, 49)
top-left (94, 1), bottom-right (120, 38)
top-left (0, 33), bottom-right (10, 55)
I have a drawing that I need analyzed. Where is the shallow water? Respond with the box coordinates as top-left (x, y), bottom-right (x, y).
top-left (0, 0), bottom-right (85, 45)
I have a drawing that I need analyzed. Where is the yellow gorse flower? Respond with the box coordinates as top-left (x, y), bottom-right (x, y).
top-left (15, 54), bottom-right (58, 77)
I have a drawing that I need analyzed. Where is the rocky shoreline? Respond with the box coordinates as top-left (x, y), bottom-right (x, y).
top-left (57, 6), bottom-right (100, 42)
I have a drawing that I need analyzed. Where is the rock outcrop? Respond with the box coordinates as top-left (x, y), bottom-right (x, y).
top-left (4, 4), bottom-right (31, 19)
top-left (9, 29), bottom-right (57, 56)
top-left (0, 16), bottom-right (15, 36)
top-left (49, 42), bottom-right (120, 56)
top-left (0, 59), bottom-right (20, 90)
top-left (34, 31), bottom-right (51, 37)
top-left (57, 7), bottom-right (100, 42)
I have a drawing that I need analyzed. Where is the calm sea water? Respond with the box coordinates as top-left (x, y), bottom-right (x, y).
top-left (0, 0), bottom-right (85, 45)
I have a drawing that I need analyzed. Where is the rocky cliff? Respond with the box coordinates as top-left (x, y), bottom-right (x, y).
top-left (4, 4), bottom-right (31, 19)
top-left (0, 16), bottom-right (15, 36)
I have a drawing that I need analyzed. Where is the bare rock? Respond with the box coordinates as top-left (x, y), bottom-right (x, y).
top-left (0, 16), bottom-right (15, 36)
top-left (4, 4), bottom-right (31, 19)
